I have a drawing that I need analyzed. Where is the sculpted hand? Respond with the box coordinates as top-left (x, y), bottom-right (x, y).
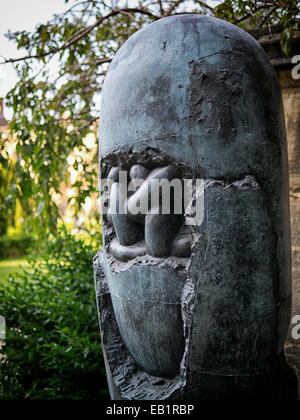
top-left (106, 164), bottom-right (193, 262)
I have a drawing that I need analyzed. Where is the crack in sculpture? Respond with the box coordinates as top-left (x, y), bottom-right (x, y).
top-left (103, 155), bottom-right (262, 265)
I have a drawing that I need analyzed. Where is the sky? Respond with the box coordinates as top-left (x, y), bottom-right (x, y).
top-left (0, 0), bottom-right (68, 117)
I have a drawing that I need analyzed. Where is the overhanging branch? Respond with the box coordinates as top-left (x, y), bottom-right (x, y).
top-left (1, 7), bottom-right (158, 65)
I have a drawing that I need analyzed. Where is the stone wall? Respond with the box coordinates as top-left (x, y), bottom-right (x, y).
top-left (249, 24), bottom-right (300, 390)
top-left (247, 31), bottom-right (300, 332)
top-left (279, 69), bottom-right (300, 391)
top-left (281, 72), bottom-right (300, 319)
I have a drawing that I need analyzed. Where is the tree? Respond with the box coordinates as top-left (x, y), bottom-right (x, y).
top-left (0, 143), bottom-right (19, 235)
top-left (1, 0), bottom-right (299, 235)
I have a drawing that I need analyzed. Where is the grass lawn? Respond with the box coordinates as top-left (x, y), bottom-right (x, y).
top-left (0, 258), bottom-right (29, 283)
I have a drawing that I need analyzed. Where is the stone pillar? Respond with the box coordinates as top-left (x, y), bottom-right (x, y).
top-left (247, 27), bottom-right (300, 396)
top-left (280, 70), bottom-right (300, 387)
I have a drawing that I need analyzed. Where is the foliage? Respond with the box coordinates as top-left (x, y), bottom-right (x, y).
top-left (0, 0), bottom-right (299, 235)
top-left (0, 150), bottom-right (16, 236)
top-left (0, 229), bottom-right (107, 400)
top-left (0, 234), bottom-right (35, 259)
top-left (0, 132), bottom-right (34, 235)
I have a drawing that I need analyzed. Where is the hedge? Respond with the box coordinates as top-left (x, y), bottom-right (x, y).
top-left (0, 235), bottom-right (35, 259)
top-left (0, 229), bottom-right (108, 399)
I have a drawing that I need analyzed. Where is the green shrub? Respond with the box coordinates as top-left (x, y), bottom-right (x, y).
top-left (0, 229), bottom-right (108, 399)
top-left (0, 213), bottom-right (7, 237)
top-left (0, 234), bottom-right (35, 259)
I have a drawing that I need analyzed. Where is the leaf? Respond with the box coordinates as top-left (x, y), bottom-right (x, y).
top-left (2, 0), bottom-right (298, 236)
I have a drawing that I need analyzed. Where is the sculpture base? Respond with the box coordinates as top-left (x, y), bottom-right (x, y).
top-left (94, 250), bottom-right (298, 400)
top-left (181, 351), bottom-right (298, 400)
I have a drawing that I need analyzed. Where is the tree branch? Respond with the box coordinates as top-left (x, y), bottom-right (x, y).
top-left (194, 1), bottom-right (214, 12)
top-left (94, 57), bottom-right (112, 66)
top-left (233, 3), bottom-right (277, 24)
top-left (70, 116), bottom-right (98, 135)
top-left (166, 0), bottom-right (186, 16)
top-left (59, 0), bottom-right (92, 18)
top-left (258, 5), bottom-right (278, 28)
top-left (157, 0), bottom-right (165, 16)
top-left (1, 8), bottom-right (158, 65)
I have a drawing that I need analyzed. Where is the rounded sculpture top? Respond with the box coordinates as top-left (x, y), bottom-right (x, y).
top-left (100, 14), bottom-right (284, 179)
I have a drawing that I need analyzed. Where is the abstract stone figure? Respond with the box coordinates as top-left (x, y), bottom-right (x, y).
top-left (94, 15), bottom-right (298, 399)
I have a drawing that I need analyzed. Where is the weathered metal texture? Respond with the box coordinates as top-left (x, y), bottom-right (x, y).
top-left (104, 260), bottom-right (185, 378)
top-left (189, 187), bottom-right (280, 374)
top-left (95, 14), bottom-right (297, 399)
top-left (100, 15), bottom-right (286, 179)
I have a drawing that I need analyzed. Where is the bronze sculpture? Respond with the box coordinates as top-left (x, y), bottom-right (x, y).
top-left (94, 14), bottom-right (297, 400)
